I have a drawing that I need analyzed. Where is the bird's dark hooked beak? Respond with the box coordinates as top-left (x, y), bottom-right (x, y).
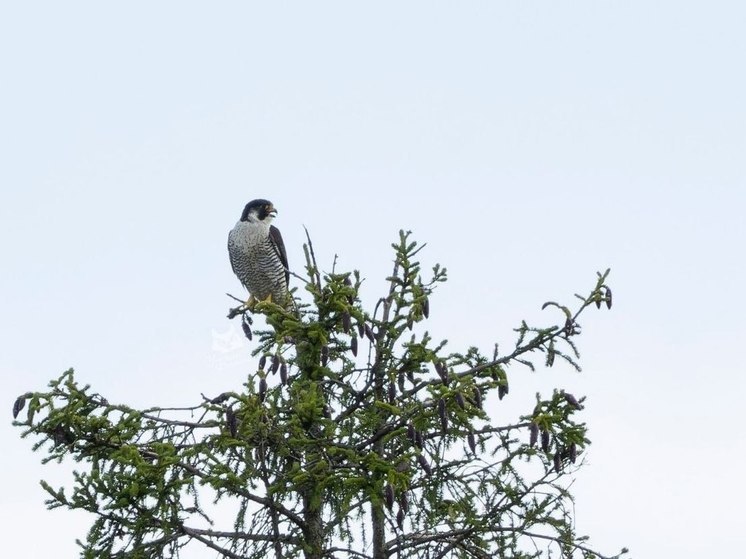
top-left (268, 206), bottom-right (278, 217)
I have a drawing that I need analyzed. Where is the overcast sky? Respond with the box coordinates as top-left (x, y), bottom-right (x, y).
top-left (2, 2), bottom-right (745, 557)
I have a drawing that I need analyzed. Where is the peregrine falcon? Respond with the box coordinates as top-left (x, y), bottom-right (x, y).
top-left (228, 199), bottom-right (290, 310)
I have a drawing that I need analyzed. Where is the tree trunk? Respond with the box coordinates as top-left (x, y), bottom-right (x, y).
top-left (371, 498), bottom-right (386, 559)
top-left (302, 490), bottom-right (324, 559)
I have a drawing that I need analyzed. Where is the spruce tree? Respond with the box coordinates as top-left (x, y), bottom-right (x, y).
top-left (13, 231), bottom-right (625, 559)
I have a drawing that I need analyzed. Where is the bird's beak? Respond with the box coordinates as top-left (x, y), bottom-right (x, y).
top-left (268, 205), bottom-right (278, 217)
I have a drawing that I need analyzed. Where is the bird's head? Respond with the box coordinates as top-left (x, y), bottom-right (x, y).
top-left (240, 199), bottom-right (277, 223)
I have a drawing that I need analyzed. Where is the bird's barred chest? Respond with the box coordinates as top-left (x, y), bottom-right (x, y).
top-left (228, 223), bottom-right (286, 302)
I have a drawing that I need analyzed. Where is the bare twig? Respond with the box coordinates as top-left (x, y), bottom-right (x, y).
top-left (303, 225), bottom-right (322, 290)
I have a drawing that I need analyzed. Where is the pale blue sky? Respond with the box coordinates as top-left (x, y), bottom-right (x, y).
top-left (2, 2), bottom-right (745, 557)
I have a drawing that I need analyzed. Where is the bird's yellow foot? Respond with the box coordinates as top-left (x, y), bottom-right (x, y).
top-left (246, 294), bottom-right (276, 312)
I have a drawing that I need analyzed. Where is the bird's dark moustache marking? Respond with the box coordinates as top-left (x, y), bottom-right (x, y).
top-left (240, 199), bottom-right (274, 222)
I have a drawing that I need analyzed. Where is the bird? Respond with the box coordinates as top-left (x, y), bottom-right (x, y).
top-left (228, 199), bottom-right (290, 310)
